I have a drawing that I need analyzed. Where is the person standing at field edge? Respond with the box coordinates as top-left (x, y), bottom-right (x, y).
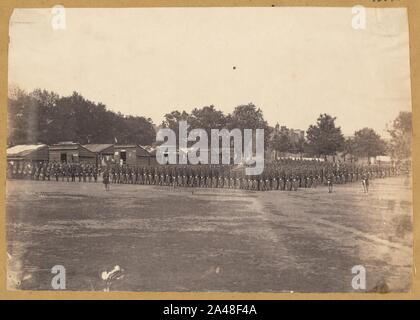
top-left (103, 168), bottom-right (110, 191)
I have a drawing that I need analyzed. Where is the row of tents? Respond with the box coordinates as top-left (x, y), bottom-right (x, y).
top-left (7, 142), bottom-right (158, 166)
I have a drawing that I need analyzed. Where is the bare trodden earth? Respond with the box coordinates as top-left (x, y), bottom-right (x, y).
top-left (6, 176), bottom-right (412, 292)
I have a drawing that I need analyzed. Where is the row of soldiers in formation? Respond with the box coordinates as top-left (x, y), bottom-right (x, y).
top-left (7, 161), bottom-right (100, 182)
top-left (7, 159), bottom-right (401, 191)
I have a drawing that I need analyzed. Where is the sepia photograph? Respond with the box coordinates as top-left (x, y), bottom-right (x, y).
top-left (5, 6), bottom-right (413, 293)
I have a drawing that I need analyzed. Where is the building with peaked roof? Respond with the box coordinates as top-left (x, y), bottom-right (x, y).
top-left (7, 144), bottom-right (49, 163)
top-left (141, 145), bottom-right (158, 165)
top-left (114, 144), bottom-right (155, 166)
top-left (83, 144), bottom-right (114, 166)
top-left (49, 142), bottom-right (96, 164)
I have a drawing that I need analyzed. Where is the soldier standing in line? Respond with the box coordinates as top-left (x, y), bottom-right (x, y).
top-left (206, 171), bottom-right (211, 188)
top-left (87, 165), bottom-right (92, 182)
top-left (35, 165), bottom-right (40, 180)
top-left (165, 169), bottom-right (171, 187)
top-left (236, 173), bottom-right (241, 190)
top-left (110, 165), bottom-right (115, 184)
top-left (153, 167), bottom-right (159, 186)
top-left (93, 165), bottom-right (98, 183)
top-left (7, 162), bottom-right (13, 179)
top-left (30, 164), bottom-right (35, 180)
top-left (263, 174), bottom-right (269, 191)
top-left (18, 163), bottom-right (24, 180)
top-left (11, 162), bottom-right (17, 179)
top-left (53, 164), bottom-right (58, 181)
top-left (292, 174), bottom-right (298, 191)
top-left (115, 166), bottom-right (120, 184)
top-left (231, 170), bottom-right (236, 189)
top-left (148, 169), bottom-right (153, 185)
top-left (201, 171), bottom-right (206, 188)
top-left (46, 164), bottom-right (51, 181)
top-left (22, 163), bottom-right (28, 180)
top-left (176, 170), bottom-right (182, 188)
top-left (128, 166), bottom-right (134, 184)
top-left (64, 164), bottom-right (69, 182)
top-left (137, 166), bottom-right (143, 185)
top-left (212, 172), bottom-right (217, 189)
top-left (220, 172), bottom-right (225, 189)
top-left (76, 164), bottom-right (81, 182)
top-left (120, 164), bottom-right (124, 184)
top-left (82, 165), bottom-right (87, 182)
top-left (272, 174), bottom-right (278, 191)
top-left (286, 173), bottom-right (292, 191)
top-left (142, 167), bottom-right (148, 185)
top-left (71, 165), bottom-right (76, 182)
top-left (278, 174), bottom-right (284, 191)
top-left (160, 168), bottom-right (165, 186)
top-left (39, 164), bottom-right (45, 181)
top-left (133, 166), bottom-right (138, 184)
top-left (138, 167), bottom-right (144, 185)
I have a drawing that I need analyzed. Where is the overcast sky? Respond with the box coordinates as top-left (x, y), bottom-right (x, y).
top-left (8, 7), bottom-right (412, 136)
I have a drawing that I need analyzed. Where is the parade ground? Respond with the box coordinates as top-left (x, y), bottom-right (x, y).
top-left (6, 176), bottom-right (412, 292)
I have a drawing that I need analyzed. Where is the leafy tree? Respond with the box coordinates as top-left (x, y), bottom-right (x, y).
top-left (291, 136), bottom-right (305, 154)
top-left (115, 115), bottom-right (156, 145)
top-left (189, 105), bottom-right (227, 136)
top-left (161, 110), bottom-right (191, 147)
top-left (228, 103), bottom-right (267, 130)
top-left (228, 103), bottom-right (271, 149)
top-left (270, 131), bottom-right (291, 158)
top-left (352, 128), bottom-right (387, 159)
top-left (387, 111), bottom-right (412, 160)
top-left (7, 88), bottom-right (156, 146)
top-left (306, 113), bottom-right (345, 159)
top-left (343, 137), bottom-right (356, 162)
top-left (162, 110), bottom-right (190, 131)
top-left (8, 87), bottom-right (34, 145)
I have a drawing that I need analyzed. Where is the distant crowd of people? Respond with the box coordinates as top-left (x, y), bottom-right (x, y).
top-left (7, 159), bottom-right (407, 192)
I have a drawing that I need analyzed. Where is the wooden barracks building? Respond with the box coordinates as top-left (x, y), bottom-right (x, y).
top-left (49, 142), bottom-right (96, 164)
top-left (8, 142), bottom-right (155, 166)
top-left (7, 144), bottom-right (49, 164)
top-left (83, 144), bottom-right (114, 166)
top-left (114, 144), bottom-right (156, 166)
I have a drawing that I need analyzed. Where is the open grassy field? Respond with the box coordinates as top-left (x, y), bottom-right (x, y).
top-left (6, 176), bottom-right (412, 292)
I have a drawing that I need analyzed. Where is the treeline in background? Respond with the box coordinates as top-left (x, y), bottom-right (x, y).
top-left (7, 87), bottom-right (412, 161)
top-left (7, 87), bottom-right (156, 146)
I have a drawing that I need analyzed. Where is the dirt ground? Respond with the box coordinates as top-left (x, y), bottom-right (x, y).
top-left (6, 176), bottom-right (412, 292)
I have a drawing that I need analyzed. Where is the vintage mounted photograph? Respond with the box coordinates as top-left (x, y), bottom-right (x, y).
top-left (6, 7), bottom-right (412, 293)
